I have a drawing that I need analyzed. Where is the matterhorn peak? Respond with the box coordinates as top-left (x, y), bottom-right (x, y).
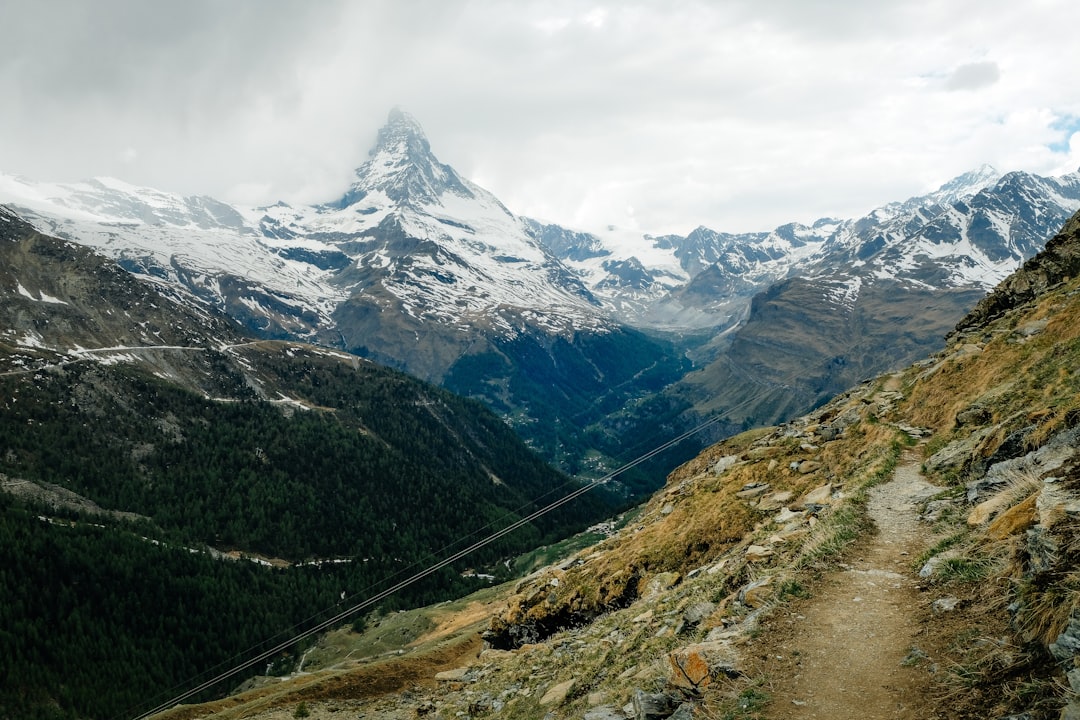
top-left (371, 107), bottom-right (432, 160)
top-left (336, 108), bottom-right (474, 208)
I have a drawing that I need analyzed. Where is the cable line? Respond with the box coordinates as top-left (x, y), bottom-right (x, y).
top-left (128, 407), bottom-right (745, 720)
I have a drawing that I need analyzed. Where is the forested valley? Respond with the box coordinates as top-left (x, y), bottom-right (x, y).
top-left (0, 344), bottom-right (612, 719)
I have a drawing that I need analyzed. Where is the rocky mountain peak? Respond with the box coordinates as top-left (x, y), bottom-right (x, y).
top-left (372, 107), bottom-right (433, 161)
top-left (338, 108), bottom-right (474, 208)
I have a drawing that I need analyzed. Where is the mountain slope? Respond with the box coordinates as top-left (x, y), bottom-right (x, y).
top-left (0, 111), bottom-right (689, 482)
top-left (167, 209), bottom-right (1080, 720)
top-left (0, 209), bottom-right (613, 720)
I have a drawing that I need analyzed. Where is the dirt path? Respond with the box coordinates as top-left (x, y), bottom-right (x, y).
top-left (758, 455), bottom-right (944, 719)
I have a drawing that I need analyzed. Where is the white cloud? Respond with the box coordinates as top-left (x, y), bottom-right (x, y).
top-left (1, 0), bottom-right (1079, 235)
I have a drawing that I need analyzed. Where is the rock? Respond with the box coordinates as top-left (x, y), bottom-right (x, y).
top-left (669, 704), bottom-right (696, 720)
top-left (968, 493), bottom-right (1013, 526)
top-left (745, 545), bottom-right (774, 562)
top-left (949, 343), bottom-right (983, 360)
top-left (797, 460), bottom-right (822, 474)
top-left (415, 699), bottom-right (437, 715)
top-left (832, 407), bottom-right (863, 428)
top-left (774, 507), bottom-right (805, 523)
top-left (1013, 318), bottom-right (1049, 338)
top-left (896, 423), bottom-right (931, 438)
top-left (683, 601), bottom-right (717, 627)
top-left (818, 425), bottom-right (840, 441)
top-left (739, 576), bottom-right (774, 608)
top-left (539, 678), bottom-right (575, 706)
top-left (768, 525), bottom-right (809, 545)
top-left (706, 559), bottom-right (729, 575)
top-left (1061, 701), bottom-right (1080, 720)
top-left (434, 666), bottom-right (471, 682)
top-left (668, 641), bottom-right (741, 690)
top-left (921, 499), bottom-right (954, 523)
top-left (661, 503), bottom-right (675, 515)
top-left (933, 597), bottom-right (961, 613)
top-left (798, 483), bottom-right (833, 507)
top-left (1069, 667), bottom-right (1080, 694)
top-left (631, 689), bottom-right (681, 719)
top-left (758, 491), bottom-right (794, 511)
top-left (1037, 484), bottom-right (1080, 529)
top-left (925, 427), bottom-right (995, 478)
top-left (969, 426), bottom-right (1080, 502)
top-left (1027, 526), bottom-right (1059, 575)
top-left (1049, 616), bottom-right (1080, 662)
top-left (736, 483), bottom-right (770, 499)
top-left (632, 609), bottom-right (655, 623)
top-left (584, 707), bottom-right (627, 720)
top-left (919, 549), bottom-right (961, 578)
top-left (955, 404), bottom-right (993, 427)
top-left (713, 455), bottom-right (740, 475)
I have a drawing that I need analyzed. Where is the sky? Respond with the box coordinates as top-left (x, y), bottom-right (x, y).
top-left (2, 0), bottom-right (1080, 235)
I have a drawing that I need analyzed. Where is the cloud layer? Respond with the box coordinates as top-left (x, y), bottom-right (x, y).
top-left (2, 0), bottom-right (1079, 233)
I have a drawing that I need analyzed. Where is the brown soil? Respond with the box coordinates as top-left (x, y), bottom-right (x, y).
top-left (155, 631), bottom-right (482, 720)
top-left (752, 454), bottom-right (946, 719)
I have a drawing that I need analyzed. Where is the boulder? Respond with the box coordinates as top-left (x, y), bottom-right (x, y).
top-left (713, 455), bottom-right (740, 475)
top-left (631, 689), bottom-right (681, 719)
top-left (1049, 617), bottom-right (1080, 662)
top-left (955, 404), bottom-right (993, 427)
top-left (924, 427), bottom-right (995, 477)
top-left (919, 549), bottom-right (961, 578)
top-left (669, 704), bottom-right (696, 720)
top-left (539, 678), bottom-right (575, 706)
top-left (434, 666), bottom-right (471, 682)
top-left (667, 641), bottom-right (741, 690)
top-left (798, 483), bottom-right (833, 507)
top-left (797, 460), bottom-right (823, 475)
top-left (967, 493), bottom-right (1013, 526)
top-left (683, 601), bottom-right (717, 627)
top-left (758, 491), bottom-right (794, 511)
top-left (584, 707), bottom-right (627, 720)
top-left (738, 576), bottom-right (774, 608)
top-left (736, 483), bottom-right (770, 499)
top-left (745, 545), bottom-right (774, 563)
top-left (1037, 483), bottom-right (1080, 529)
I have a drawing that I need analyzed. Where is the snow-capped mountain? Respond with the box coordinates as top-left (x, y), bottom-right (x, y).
top-left (536, 163), bottom-right (1080, 331)
top-left (0, 110), bottom-right (608, 369)
top-left (0, 110), bottom-right (689, 477)
top-left (4, 108), bottom-right (1080, 479)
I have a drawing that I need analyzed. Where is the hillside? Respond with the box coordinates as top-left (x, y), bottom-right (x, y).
top-left (166, 210), bottom-right (1080, 719)
top-left (0, 207), bottom-right (611, 720)
top-left (6, 117), bottom-right (1077, 497)
top-left (0, 112), bottom-right (692, 487)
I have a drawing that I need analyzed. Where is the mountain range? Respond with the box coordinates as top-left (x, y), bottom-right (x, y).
top-left (3, 109), bottom-right (1080, 481)
top-left (143, 207), bottom-right (1080, 720)
top-left (4, 109), bottom-right (1080, 719)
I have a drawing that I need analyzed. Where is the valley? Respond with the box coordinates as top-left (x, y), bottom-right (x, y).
top-left (151, 208), bottom-right (1080, 719)
top-left (2, 111), bottom-right (1080, 720)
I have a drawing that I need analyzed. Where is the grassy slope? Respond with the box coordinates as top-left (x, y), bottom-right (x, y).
top-left (165, 215), bottom-right (1080, 720)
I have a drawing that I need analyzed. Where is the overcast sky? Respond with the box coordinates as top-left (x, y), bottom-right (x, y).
top-left (3, 0), bottom-right (1080, 234)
